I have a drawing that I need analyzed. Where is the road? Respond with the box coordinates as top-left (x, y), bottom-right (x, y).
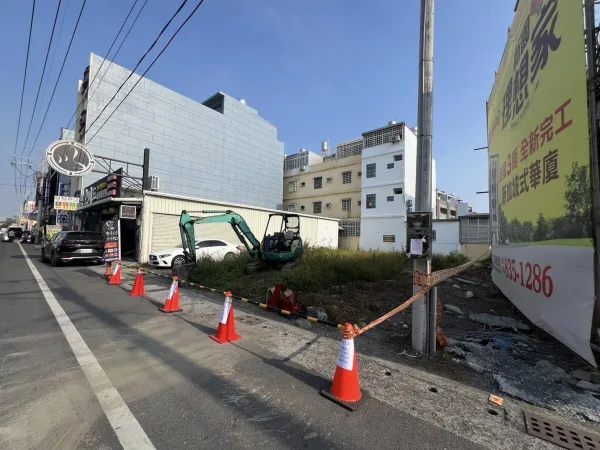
top-left (0, 240), bottom-right (489, 449)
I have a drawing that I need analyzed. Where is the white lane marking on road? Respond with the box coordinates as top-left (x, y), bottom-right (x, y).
top-left (18, 243), bottom-right (156, 450)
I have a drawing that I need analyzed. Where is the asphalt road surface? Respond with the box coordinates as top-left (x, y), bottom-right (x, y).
top-left (0, 240), bottom-right (484, 450)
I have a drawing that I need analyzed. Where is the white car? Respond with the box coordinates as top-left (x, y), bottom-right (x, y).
top-left (149, 239), bottom-right (244, 268)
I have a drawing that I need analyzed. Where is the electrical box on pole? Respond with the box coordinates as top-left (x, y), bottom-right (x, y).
top-left (406, 211), bottom-right (432, 259)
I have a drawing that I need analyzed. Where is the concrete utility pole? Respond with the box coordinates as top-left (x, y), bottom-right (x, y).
top-left (412, 0), bottom-right (436, 355)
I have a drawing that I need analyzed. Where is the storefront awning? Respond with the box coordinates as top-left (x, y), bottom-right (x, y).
top-left (77, 197), bottom-right (142, 212)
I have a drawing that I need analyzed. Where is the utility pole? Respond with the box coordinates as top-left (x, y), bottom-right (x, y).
top-left (412, 0), bottom-right (435, 355)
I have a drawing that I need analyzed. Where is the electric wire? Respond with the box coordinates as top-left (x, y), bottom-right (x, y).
top-left (63, 0), bottom-right (146, 139)
top-left (20, 0), bottom-right (63, 157)
top-left (27, 0), bottom-right (88, 157)
top-left (14, 0), bottom-right (37, 194)
top-left (84, 0), bottom-right (191, 136)
top-left (87, 0), bottom-right (206, 144)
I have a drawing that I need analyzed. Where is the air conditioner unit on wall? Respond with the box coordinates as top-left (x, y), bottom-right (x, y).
top-left (300, 205), bottom-right (305, 210)
top-left (326, 202), bottom-right (332, 208)
top-left (392, 135), bottom-right (401, 143)
top-left (300, 166), bottom-right (307, 171)
top-left (326, 177), bottom-right (332, 183)
top-left (357, 171), bottom-right (362, 176)
top-left (150, 176), bottom-right (160, 191)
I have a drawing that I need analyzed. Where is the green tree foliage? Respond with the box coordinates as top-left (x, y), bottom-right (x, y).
top-left (498, 163), bottom-right (592, 243)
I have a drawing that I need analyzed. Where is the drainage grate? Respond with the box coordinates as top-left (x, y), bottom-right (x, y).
top-left (523, 410), bottom-right (600, 450)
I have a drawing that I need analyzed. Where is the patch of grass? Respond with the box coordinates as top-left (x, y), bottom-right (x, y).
top-left (191, 247), bottom-right (471, 300)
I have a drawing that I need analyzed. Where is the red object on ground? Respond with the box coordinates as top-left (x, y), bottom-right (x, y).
top-left (267, 284), bottom-right (304, 315)
top-left (320, 323), bottom-right (367, 411)
top-left (108, 261), bottom-right (122, 285)
top-left (129, 267), bottom-right (146, 297)
top-left (159, 277), bottom-right (183, 313)
top-left (210, 291), bottom-right (242, 344)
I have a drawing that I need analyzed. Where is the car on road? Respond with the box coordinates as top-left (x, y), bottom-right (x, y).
top-left (20, 231), bottom-right (33, 244)
top-left (41, 231), bottom-right (104, 266)
top-left (149, 239), bottom-right (244, 268)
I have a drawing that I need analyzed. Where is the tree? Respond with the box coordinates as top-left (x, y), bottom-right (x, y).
top-left (564, 162), bottom-right (592, 238)
top-left (533, 213), bottom-right (550, 241)
top-left (521, 221), bottom-right (535, 242)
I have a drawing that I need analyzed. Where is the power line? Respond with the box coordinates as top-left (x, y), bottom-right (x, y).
top-left (87, 0), bottom-right (206, 144)
top-left (84, 0), bottom-right (191, 136)
top-left (14, 0), bottom-right (37, 194)
top-left (40, 0), bottom-right (71, 109)
top-left (64, 0), bottom-right (147, 139)
top-left (27, 0), bottom-right (88, 157)
top-left (20, 0), bottom-right (63, 157)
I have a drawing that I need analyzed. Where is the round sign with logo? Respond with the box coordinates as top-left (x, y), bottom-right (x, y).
top-left (46, 140), bottom-right (95, 176)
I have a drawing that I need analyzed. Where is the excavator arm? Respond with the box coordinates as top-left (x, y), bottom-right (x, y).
top-left (179, 210), bottom-right (262, 264)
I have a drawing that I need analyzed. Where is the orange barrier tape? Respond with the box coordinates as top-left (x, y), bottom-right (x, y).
top-left (341, 248), bottom-right (492, 340)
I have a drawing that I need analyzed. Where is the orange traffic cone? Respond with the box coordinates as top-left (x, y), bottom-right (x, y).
top-left (129, 267), bottom-right (146, 296)
top-left (108, 261), bottom-right (122, 285)
top-left (320, 323), bottom-right (368, 411)
top-left (159, 276), bottom-right (183, 313)
top-left (210, 291), bottom-right (242, 344)
top-left (104, 261), bottom-right (112, 280)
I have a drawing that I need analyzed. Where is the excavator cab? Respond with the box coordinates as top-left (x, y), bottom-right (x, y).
top-left (261, 213), bottom-right (303, 267)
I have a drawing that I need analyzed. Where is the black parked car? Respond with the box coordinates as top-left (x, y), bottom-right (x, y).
top-left (20, 231), bottom-right (33, 244)
top-left (41, 231), bottom-right (104, 266)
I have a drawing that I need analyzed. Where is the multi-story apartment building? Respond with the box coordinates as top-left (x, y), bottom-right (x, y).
top-left (283, 121), bottom-right (437, 250)
top-left (70, 52), bottom-right (285, 210)
top-left (436, 190), bottom-right (473, 219)
top-left (283, 141), bottom-right (362, 248)
top-left (360, 122), bottom-right (436, 251)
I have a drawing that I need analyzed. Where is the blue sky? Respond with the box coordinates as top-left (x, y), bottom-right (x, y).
top-left (0, 0), bottom-right (518, 218)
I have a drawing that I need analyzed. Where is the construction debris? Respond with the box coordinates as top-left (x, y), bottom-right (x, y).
top-left (468, 313), bottom-right (530, 331)
top-left (443, 304), bottom-right (464, 315)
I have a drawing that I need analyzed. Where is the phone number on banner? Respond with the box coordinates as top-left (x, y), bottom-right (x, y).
top-left (501, 257), bottom-right (554, 298)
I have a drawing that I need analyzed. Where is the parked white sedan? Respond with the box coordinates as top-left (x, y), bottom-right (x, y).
top-left (149, 239), bottom-right (244, 268)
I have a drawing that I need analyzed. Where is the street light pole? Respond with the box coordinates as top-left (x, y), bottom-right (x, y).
top-left (412, 0), bottom-right (436, 355)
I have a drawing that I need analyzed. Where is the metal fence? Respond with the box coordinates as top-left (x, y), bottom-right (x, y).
top-left (459, 214), bottom-right (490, 244)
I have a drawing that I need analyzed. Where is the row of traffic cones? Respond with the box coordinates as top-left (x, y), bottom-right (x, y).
top-left (104, 262), bottom-right (366, 411)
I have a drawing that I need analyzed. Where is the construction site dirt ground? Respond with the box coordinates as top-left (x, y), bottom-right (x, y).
top-left (177, 261), bottom-right (600, 427)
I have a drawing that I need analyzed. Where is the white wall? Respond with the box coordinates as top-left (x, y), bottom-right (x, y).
top-left (361, 217), bottom-right (407, 252)
top-left (432, 220), bottom-right (460, 255)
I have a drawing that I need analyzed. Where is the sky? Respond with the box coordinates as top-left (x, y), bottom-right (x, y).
top-left (0, 0), bottom-right (519, 218)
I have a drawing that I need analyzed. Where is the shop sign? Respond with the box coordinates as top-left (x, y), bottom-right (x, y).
top-left (54, 196), bottom-right (79, 211)
top-left (101, 217), bottom-right (120, 262)
top-left (46, 140), bottom-right (95, 177)
top-left (82, 170), bottom-right (122, 206)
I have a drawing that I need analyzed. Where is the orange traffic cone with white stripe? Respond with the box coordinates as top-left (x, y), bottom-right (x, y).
top-left (210, 291), bottom-right (242, 344)
top-left (159, 276), bottom-right (183, 313)
top-left (320, 323), bottom-right (367, 411)
top-left (108, 261), bottom-right (122, 285)
top-left (129, 267), bottom-right (146, 296)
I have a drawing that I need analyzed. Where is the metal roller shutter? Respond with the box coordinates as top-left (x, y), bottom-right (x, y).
top-left (151, 214), bottom-right (180, 253)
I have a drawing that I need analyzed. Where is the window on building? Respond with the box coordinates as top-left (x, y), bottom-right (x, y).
top-left (341, 198), bottom-right (352, 211)
top-left (383, 235), bottom-right (395, 243)
top-left (387, 163), bottom-right (394, 169)
top-left (450, 210), bottom-right (457, 218)
top-left (314, 177), bottom-right (322, 189)
top-left (366, 163), bottom-right (376, 178)
top-left (440, 207), bottom-right (448, 216)
top-left (394, 154), bottom-right (403, 161)
top-left (288, 180), bottom-right (298, 192)
top-left (393, 188), bottom-right (402, 195)
top-left (342, 171), bottom-right (352, 184)
top-left (287, 203), bottom-right (297, 212)
top-left (366, 194), bottom-right (376, 209)
top-left (313, 201), bottom-right (322, 214)
top-left (340, 220), bottom-right (360, 236)
top-left (387, 196), bottom-right (394, 202)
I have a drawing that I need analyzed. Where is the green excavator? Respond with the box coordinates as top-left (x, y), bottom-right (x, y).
top-left (173, 209), bottom-right (304, 280)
